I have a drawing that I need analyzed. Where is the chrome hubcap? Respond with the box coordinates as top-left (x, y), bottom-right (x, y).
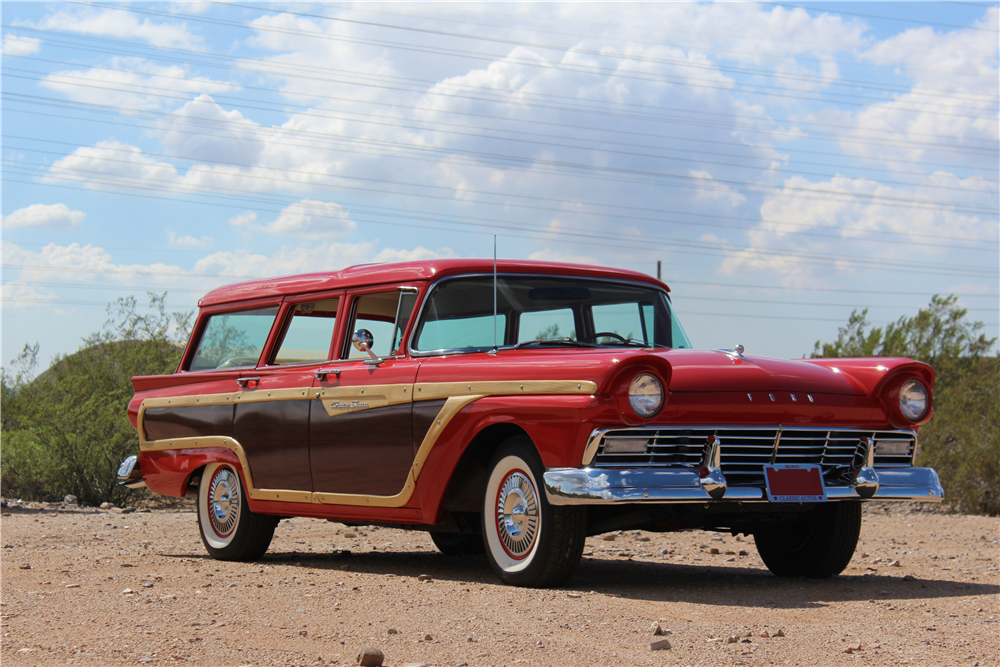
top-left (496, 471), bottom-right (538, 558)
top-left (208, 468), bottom-right (239, 537)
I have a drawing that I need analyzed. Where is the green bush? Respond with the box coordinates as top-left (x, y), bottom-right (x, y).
top-left (1, 294), bottom-right (190, 507)
top-left (813, 295), bottom-right (999, 515)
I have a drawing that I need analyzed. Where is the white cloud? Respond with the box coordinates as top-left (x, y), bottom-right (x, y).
top-left (167, 228), bottom-right (214, 248)
top-left (1, 281), bottom-right (58, 312)
top-left (42, 58), bottom-right (233, 111)
top-left (2, 204), bottom-right (85, 230)
top-left (720, 173), bottom-right (998, 283)
top-left (44, 141), bottom-right (181, 192)
top-left (37, 6), bottom-right (203, 49)
top-left (2, 34), bottom-right (41, 56)
top-left (235, 199), bottom-right (356, 238)
top-left (852, 7), bottom-right (999, 166)
top-left (156, 95), bottom-right (265, 164)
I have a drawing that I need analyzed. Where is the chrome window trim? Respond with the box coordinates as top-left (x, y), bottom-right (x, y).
top-left (406, 272), bottom-right (676, 358)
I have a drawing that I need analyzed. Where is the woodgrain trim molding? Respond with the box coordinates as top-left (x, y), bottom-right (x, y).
top-left (137, 379), bottom-right (597, 507)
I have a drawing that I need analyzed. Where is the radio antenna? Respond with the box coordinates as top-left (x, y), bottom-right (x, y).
top-left (489, 235), bottom-right (498, 356)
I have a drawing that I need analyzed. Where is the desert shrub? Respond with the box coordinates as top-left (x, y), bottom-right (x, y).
top-left (1, 294), bottom-right (190, 507)
top-left (813, 295), bottom-right (999, 515)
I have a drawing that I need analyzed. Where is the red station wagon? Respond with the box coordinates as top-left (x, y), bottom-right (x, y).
top-left (119, 260), bottom-right (944, 587)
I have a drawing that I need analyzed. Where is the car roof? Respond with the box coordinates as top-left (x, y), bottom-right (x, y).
top-left (199, 259), bottom-right (669, 306)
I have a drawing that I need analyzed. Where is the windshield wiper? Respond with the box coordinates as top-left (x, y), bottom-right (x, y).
top-left (514, 337), bottom-right (600, 349)
top-left (598, 338), bottom-right (659, 348)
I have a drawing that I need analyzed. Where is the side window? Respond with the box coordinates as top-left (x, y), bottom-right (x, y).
top-left (271, 299), bottom-right (339, 365)
top-left (517, 308), bottom-right (576, 342)
top-left (347, 292), bottom-right (402, 359)
top-left (188, 306), bottom-right (278, 371)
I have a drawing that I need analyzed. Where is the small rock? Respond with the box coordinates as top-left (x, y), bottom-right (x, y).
top-left (299, 630), bottom-right (308, 637)
top-left (650, 639), bottom-right (672, 651)
top-left (423, 634), bottom-right (434, 642)
top-left (727, 636), bottom-right (739, 644)
top-left (738, 550), bottom-right (749, 556)
top-left (709, 548), bottom-right (720, 555)
top-left (100, 502), bottom-right (113, 510)
top-left (843, 642), bottom-right (862, 654)
top-left (601, 533), bottom-right (616, 541)
top-left (18, 563), bottom-right (31, 570)
top-left (650, 621), bottom-right (671, 636)
top-left (143, 582), bottom-right (154, 588)
top-left (773, 628), bottom-right (785, 637)
top-left (121, 507), bottom-right (136, 514)
top-left (122, 588), bottom-right (135, 595)
top-left (725, 557), bottom-right (736, 562)
top-left (344, 532), bottom-right (357, 538)
top-left (387, 628), bottom-right (398, 635)
top-left (417, 574), bottom-right (433, 582)
top-left (759, 629), bottom-right (769, 638)
top-left (356, 646), bottom-right (384, 667)
top-left (903, 575), bottom-right (917, 582)
top-left (635, 536), bottom-right (650, 542)
top-left (63, 495), bottom-right (78, 505)
top-left (889, 560), bottom-right (901, 567)
top-left (567, 593), bottom-right (581, 598)
top-left (65, 584), bottom-right (81, 589)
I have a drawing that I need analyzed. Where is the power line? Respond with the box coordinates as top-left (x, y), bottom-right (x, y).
top-left (7, 137), bottom-right (997, 251)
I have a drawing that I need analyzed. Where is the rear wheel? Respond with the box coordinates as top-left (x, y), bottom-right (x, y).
top-left (482, 437), bottom-right (586, 587)
top-left (753, 502), bottom-right (862, 578)
top-left (430, 532), bottom-right (485, 555)
top-left (197, 463), bottom-right (278, 561)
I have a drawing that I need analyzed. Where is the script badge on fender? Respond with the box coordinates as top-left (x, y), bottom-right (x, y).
top-left (764, 464), bottom-right (827, 503)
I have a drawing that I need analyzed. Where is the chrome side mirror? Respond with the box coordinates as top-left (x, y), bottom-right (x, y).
top-left (352, 329), bottom-right (381, 364)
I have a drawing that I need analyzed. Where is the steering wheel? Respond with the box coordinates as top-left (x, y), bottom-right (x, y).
top-left (591, 331), bottom-right (628, 343)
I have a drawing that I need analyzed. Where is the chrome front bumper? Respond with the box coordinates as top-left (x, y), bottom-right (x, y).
top-left (542, 466), bottom-right (944, 506)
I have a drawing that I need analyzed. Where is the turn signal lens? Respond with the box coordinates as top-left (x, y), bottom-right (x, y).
top-left (628, 373), bottom-right (663, 417)
top-left (899, 379), bottom-right (928, 421)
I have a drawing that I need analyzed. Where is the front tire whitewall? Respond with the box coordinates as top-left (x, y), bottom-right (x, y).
top-left (482, 438), bottom-right (586, 587)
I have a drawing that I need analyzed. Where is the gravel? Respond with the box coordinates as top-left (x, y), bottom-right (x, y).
top-left (1, 501), bottom-right (996, 666)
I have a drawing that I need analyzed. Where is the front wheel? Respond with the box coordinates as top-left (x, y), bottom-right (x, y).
top-left (482, 437), bottom-right (586, 587)
top-left (197, 462), bottom-right (278, 561)
top-left (753, 502), bottom-right (862, 578)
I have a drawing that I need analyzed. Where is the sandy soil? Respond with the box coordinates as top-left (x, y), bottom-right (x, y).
top-left (1, 500), bottom-right (997, 667)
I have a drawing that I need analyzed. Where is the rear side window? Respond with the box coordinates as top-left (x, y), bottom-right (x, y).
top-left (188, 307), bottom-right (278, 371)
top-left (272, 299), bottom-right (339, 365)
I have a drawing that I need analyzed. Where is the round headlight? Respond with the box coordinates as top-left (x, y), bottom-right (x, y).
top-left (899, 379), bottom-right (928, 421)
top-left (628, 373), bottom-right (663, 417)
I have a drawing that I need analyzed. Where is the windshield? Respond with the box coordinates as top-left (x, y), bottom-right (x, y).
top-left (412, 275), bottom-right (691, 353)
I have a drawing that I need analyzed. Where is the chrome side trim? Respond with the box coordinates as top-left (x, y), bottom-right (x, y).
top-left (542, 466), bottom-right (944, 506)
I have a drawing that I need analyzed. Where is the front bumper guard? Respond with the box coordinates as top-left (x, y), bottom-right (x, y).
top-left (542, 466), bottom-right (944, 506)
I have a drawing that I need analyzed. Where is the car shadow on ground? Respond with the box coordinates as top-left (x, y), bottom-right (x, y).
top-left (161, 548), bottom-right (999, 609)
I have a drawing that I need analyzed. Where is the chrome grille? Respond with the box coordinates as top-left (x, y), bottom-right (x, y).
top-left (592, 427), bottom-right (916, 486)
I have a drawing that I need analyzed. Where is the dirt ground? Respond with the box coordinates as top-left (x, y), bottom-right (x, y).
top-left (1, 499), bottom-right (997, 667)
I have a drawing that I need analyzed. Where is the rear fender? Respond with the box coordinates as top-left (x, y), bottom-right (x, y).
top-left (140, 448), bottom-right (242, 497)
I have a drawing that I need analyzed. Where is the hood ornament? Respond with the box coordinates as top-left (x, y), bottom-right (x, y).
top-left (712, 344), bottom-right (747, 361)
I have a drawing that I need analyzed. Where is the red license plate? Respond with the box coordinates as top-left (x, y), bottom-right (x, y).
top-left (764, 464), bottom-right (827, 502)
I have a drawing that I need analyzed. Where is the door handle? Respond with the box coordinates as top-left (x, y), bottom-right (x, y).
top-left (314, 368), bottom-right (342, 380)
top-left (236, 377), bottom-right (260, 388)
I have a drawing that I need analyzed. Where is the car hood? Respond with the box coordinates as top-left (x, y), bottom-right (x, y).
top-left (662, 349), bottom-right (864, 396)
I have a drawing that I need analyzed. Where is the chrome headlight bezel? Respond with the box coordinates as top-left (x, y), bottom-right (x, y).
top-left (628, 373), bottom-right (664, 418)
top-left (898, 379), bottom-right (929, 422)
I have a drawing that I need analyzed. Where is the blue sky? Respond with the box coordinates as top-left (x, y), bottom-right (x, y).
top-left (2, 1), bottom-right (998, 371)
